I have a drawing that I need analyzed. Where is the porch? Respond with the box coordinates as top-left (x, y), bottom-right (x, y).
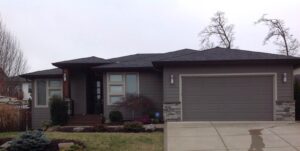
top-left (63, 67), bottom-right (104, 125)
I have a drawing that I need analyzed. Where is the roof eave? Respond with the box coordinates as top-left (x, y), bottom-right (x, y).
top-left (52, 62), bottom-right (112, 68)
top-left (20, 74), bottom-right (62, 79)
top-left (152, 59), bottom-right (300, 67)
top-left (92, 66), bottom-right (156, 71)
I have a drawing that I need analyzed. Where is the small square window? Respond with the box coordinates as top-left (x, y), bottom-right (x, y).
top-left (49, 80), bottom-right (61, 88)
top-left (110, 96), bottom-right (123, 104)
top-left (96, 81), bottom-right (101, 87)
top-left (109, 85), bottom-right (123, 94)
top-left (109, 75), bottom-right (123, 82)
top-left (49, 90), bottom-right (62, 99)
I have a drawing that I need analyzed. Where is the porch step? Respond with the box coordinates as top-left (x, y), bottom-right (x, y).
top-left (67, 115), bottom-right (102, 126)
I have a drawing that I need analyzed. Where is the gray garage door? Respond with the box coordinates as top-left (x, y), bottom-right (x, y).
top-left (182, 75), bottom-right (274, 121)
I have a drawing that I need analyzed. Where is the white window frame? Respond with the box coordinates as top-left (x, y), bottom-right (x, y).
top-left (34, 79), bottom-right (63, 108)
top-left (106, 72), bottom-right (139, 105)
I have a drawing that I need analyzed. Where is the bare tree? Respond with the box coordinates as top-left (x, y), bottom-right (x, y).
top-left (255, 14), bottom-right (299, 56)
top-left (0, 16), bottom-right (28, 96)
top-left (199, 11), bottom-right (235, 49)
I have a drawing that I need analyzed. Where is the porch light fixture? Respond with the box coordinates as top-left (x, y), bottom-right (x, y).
top-left (170, 74), bottom-right (174, 85)
top-left (63, 73), bottom-right (67, 82)
top-left (283, 73), bottom-right (287, 83)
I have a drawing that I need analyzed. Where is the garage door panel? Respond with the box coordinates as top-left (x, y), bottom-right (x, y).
top-left (182, 75), bottom-right (274, 121)
top-left (184, 87), bottom-right (273, 95)
top-left (183, 112), bottom-right (273, 121)
top-left (184, 103), bottom-right (273, 110)
top-left (184, 96), bottom-right (273, 104)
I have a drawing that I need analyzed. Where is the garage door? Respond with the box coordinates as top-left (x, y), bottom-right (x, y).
top-left (182, 75), bottom-right (274, 121)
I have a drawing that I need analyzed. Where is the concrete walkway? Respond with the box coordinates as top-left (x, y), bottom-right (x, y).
top-left (165, 121), bottom-right (300, 151)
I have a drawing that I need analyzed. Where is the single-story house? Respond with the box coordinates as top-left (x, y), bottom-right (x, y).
top-left (21, 47), bottom-right (300, 128)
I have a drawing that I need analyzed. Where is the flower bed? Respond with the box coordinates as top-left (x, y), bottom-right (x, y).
top-left (48, 123), bottom-right (164, 133)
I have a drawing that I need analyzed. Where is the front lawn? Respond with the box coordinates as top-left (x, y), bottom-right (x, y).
top-left (0, 132), bottom-right (163, 151)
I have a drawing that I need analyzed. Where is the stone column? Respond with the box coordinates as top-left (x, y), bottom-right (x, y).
top-left (275, 100), bottom-right (295, 121)
top-left (163, 102), bottom-right (181, 121)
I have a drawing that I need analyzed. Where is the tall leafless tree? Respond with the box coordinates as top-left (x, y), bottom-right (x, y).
top-left (256, 14), bottom-right (299, 56)
top-left (0, 16), bottom-right (28, 96)
top-left (199, 11), bottom-right (235, 49)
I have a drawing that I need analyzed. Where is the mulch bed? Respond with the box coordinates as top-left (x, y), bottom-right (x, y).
top-left (53, 124), bottom-right (164, 133)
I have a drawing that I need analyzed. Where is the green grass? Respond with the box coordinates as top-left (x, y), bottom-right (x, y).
top-left (0, 132), bottom-right (163, 151)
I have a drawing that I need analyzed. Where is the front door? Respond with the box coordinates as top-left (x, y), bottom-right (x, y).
top-left (86, 72), bottom-right (103, 114)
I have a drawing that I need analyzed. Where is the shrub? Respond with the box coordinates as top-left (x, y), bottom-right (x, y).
top-left (135, 115), bottom-right (151, 124)
top-left (123, 121), bottom-right (144, 132)
top-left (118, 94), bottom-right (156, 119)
top-left (41, 120), bottom-right (52, 131)
top-left (0, 104), bottom-right (19, 132)
top-left (94, 124), bottom-right (107, 132)
top-left (50, 96), bottom-right (69, 125)
top-left (109, 111), bottom-right (123, 123)
top-left (8, 130), bottom-right (50, 151)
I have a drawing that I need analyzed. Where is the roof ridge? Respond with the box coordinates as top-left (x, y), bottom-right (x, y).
top-left (227, 48), bottom-right (298, 58)
top-left (109, 53), bottom-right (162, 64)
top-left (155, 49), bottom-right (199, 61)
top-left (53, 56), bottom-right (106, 63)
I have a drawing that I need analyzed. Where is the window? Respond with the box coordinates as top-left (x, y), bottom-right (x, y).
top-left (49, 80), bottom-right (62, 88)
top-left (35, 79), bottom-right (62, 108)
top-left (109, 85), bottom-right (124, 94)
top-left (109, 75), bottom-right (123, 82)
top-left (96, 81), bottom-right (101, 100)
top-left (126, 74), bottom-right (138, 94)
top-left (36, 80), bottom-right (47, 106)
top-left (107, 73), bottom-right (139, 105)
top-left (48, 80), bottom-right (62, 99)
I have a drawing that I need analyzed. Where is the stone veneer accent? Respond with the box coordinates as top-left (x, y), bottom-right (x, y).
top-left (275, 100), bottom-right (295, 121)
top-left (163, 100), bottom-right (295, 121)
top-left (163, 102), bottom-right (181, 121)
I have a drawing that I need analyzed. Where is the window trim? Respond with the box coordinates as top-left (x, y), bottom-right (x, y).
top-left (106, 72), bottom-right (139, 106)
top-left (34, 79), bottom-right (63, 108)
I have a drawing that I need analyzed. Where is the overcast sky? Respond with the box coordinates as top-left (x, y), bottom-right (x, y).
top-left (0, 0), bottom-right (299, 72)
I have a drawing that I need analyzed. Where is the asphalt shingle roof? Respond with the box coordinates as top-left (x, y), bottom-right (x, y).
top-left (94, 49), bottom-right (198, 69)
top-left (20, 68), bottom-right (62, 78)
top-left (52, 56), bottom-right (111, 67)
top-left (21, 47), bottom-right (300, 77)
top-left (154, 47), bottom-right (298, 62)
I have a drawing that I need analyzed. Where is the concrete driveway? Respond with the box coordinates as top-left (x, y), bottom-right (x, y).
top-left (165, 121), bottom-right (300, 151)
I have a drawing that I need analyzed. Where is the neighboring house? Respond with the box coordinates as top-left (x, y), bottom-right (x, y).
top-left (21, 81), bottom-right (32, 101)
top-left (0, 68), bottom-right (7, 95)
top-left (0, 68), bottom-right (31, 101)
top-left (21, 47), bottom-right (300, 128)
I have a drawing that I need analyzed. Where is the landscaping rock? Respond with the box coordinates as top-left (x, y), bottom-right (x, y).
top-left (73, 127), bottom-right (85, 132)
top-left (0, 141), bottom-right (11, 149)
top-left (47, 126), bottom-right (60, 132)
top-left (144, 124), bottom-right (155, 131)
top-left (58, 142), bottom-right (74, 151)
